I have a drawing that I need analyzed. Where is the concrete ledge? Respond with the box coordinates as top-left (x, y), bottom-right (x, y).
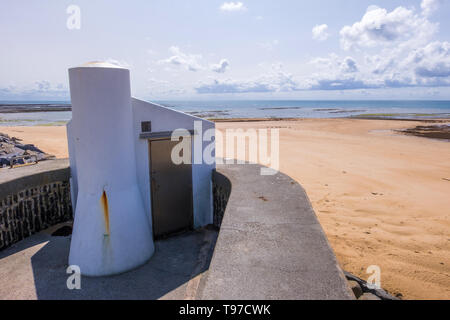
top-left (0, 159), bottom-right (70, 202)
top-left (198, 163), bottom-right (354, 300)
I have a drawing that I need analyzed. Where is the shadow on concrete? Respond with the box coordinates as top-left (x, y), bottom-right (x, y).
top-left (0, 226), bottom-right (218, 300)
top-left (0, 232), bottom-right (50, 260)
top-left (212, 170), bottom-right (232, 228)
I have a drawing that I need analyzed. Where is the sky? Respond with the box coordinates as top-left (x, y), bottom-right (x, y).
top-left (1, 0), bottom-right (450, 101)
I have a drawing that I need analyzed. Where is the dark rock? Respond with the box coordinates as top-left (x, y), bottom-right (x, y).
top-left (348, 280), bottom-right (363, 298)
top-left (344, 271), bottom-right (400, 300)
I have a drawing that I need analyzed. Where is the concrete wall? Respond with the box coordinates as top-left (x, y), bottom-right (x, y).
top-left (212, 170), bottom-right (231, 228)
top-left (69, 97), bottom-right (216, 230)
top-left (0, 159), bottom-right (72, 250)
top-left (199, 163), bottom-right (354, 300)
top-left (132, 98), bottom-right (215, 228)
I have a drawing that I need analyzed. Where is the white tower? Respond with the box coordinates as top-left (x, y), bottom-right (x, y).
top-left (68, 62), bottom-right (154, 276)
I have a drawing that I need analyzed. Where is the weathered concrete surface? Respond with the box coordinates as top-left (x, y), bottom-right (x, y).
top-left (0, 224), bottom-right (217, 300)
top-left (198, 163), bottom-right (354, 300)
top-left (0, 159), bottom-right (70, 201)
top-left (0, 162), bottom-right (352, 299)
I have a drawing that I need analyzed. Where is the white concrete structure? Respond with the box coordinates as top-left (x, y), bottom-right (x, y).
top-left (67, 62), bottom-right (215, 276)
top-left (132, 99), bottom-right (215, 229)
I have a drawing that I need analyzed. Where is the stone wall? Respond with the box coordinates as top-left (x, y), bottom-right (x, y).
top-left (0, 159), bottom-right (72, 250)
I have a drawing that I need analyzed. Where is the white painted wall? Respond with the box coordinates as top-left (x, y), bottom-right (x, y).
top-left (67, 63), bottom-right (215, 277)
top-left (131, 98), bottom-right (215, 228)
top-left (67, 63), bottom-right (154, 276)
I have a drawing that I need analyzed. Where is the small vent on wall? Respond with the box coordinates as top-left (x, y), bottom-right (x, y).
top-left (141, 121), bottom-right (152, 133)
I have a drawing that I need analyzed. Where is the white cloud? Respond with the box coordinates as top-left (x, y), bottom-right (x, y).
top-left (308, 38), bottom-right (450, 90)
top-left (340, 5), bottom-right (437, 50)
top-left (312, 24), bottom-right (330, 41)
top-left (307, 54), bottom-right (375, 90)
top-left (0, 81), bottom-right (69, 99)
top-left (196, 78), bottom-right (272, 94)
top-left (309, 54), bottom-right (358, 74)
top-left (194, 3), bottom-right (450, 94)
top-left (421, 0), bottom-right (440, 17)
top-left (196, 65), bottom-right (303, 94)
top-left (309, 78), bottom-right (377, 91)
top-left (220, 2), bottom-right (247, 12)
top-left (197, 37), bottom-right (450, 94)
top-left (408, 41), bottom-right (450, 78)
top-left (198, 35), bottom-right (450, 94)
top-left (334, 5), bottom-right (449, 88)
top-left (158, 46), bottom-right (203, 72)
top-left (211, 59), bottom-right (230, 73)
top-left (341, 57), bottom-right (358, 73)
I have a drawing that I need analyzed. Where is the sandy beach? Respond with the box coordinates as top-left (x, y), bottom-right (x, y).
top-left (1, 118), bottom-right (449, 299)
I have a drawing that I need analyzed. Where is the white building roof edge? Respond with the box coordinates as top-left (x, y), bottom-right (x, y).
top-left (131, 97), bottom-right (215, 124)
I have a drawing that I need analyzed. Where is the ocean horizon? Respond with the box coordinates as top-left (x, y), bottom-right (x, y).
top-left (1, 99), bottom-right (450, 126)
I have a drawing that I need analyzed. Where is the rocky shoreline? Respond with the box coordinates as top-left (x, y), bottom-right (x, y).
top-left (0, 133), bottom-right (53, 168)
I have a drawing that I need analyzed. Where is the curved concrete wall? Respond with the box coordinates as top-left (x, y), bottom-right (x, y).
top-left (199, 163), bottom-right (354, 300)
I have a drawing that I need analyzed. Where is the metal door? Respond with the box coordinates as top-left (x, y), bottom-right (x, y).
top-left (149, 137), bottom-right (193, 239)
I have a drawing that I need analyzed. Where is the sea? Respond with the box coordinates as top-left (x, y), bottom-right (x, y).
top-left (1, 100), bottom-right (450, 126)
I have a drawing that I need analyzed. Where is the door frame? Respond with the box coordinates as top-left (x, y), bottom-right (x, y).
top-left (147, 132), bottom-right (194, 240)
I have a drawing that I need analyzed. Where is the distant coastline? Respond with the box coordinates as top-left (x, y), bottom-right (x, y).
top-left (0, 103), bottom-right (71, 113)
top-left (1, 100), bottom-right (450, 126)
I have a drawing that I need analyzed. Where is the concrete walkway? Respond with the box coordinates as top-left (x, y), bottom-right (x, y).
top-left (197, 163), bottom-right (353, 300)
top-left (0, 224), bottom-right (218, 300)
top-left (0, 163), bottom-right (353, 300)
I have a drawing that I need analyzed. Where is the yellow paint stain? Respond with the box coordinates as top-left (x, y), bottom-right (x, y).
top-left (100, 190), bottom-right (110, 235)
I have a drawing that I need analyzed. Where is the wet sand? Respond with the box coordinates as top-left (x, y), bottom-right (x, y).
top-left (398, 124), bottom-right (450, 140)
top-left (1, 118), bottom-right (449, 299)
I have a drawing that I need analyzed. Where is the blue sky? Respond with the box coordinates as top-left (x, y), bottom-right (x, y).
top-left (1, 0), bottom-right (450, 101)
